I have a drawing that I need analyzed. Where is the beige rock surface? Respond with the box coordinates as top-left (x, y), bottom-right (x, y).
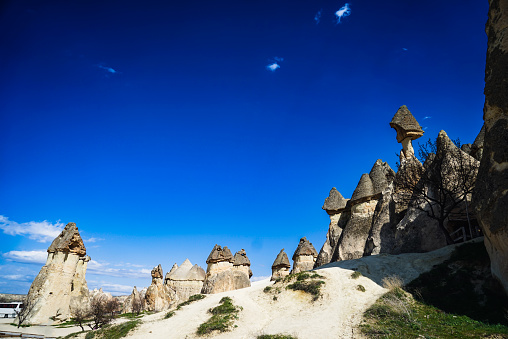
top-left (145, 264), bottom-right (176, 312)
top-left (165, 259), bottom-right (205, 302)
top-left (291, 237), bottom-right (317, 274)
top-left (271, 249), bottom-right (291, 281)
top-left (23, 223), bottom-right (90, 325)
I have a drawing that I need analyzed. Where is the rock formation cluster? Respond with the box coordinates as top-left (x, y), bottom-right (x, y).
top-left (165, 259), bottom-right (206, 302)
top-left (23, 223), bottom-right (90, 325)
top-left (144, 264), bottom-right (177, 312)
top-left (315, 106), bottom-right (482, 269)
top-left (201, 245), bottom-right (251, 294)
top-left (473, 0), bottom-right (508, 295)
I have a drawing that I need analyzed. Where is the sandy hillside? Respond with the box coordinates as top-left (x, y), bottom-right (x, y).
top-left (0, 240), bottom-right (473, 339)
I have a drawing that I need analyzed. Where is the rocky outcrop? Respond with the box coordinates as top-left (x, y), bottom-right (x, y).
top-left (474, 0), bottom-right (508, 295)
top-left (330, 160), bottom-right (395, 262)
top-left (201, 245), bottom-right (250, 294)
top-left (145, 264), bottom-right (176, 312)
top-left (23, 223), bottom-right (90, 324)
top-left (271, 249), bottom-right (291, 280)
top-left (165, 259), bottom-right (205, 302)
top-left (122, 286), bottom-right (145, 314)
top-left (291, 237), bottom-right (318, 274)
top-left (315, 188), bottom-right (350, 267)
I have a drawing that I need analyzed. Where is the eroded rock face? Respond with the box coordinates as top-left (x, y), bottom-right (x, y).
top-left (291, 237), bottom-right (318, 274)
top-left (271, 249), bottom-right (291, 281)
top-left (145, 264), bottom-right (176, 312)
top-left (474, 0), bottom-right (508, 295)
top-left (233, 249), bottom-right (252, 279)
top-left (122, 286), bottom-right (144, 314)
top-left (24, 223), bottom-right (90, 325)
top-left (165, 259), bottom-right (205, 302)
top-left (201, 245), bottom-right (250, 294)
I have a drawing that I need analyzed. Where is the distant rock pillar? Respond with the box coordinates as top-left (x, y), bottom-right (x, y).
top-left (271, 249), bottom-right (291, 280)
top-left (291, 237), bottom-right (318, 274)
top-left (474, 0), bottom-right (508, 295)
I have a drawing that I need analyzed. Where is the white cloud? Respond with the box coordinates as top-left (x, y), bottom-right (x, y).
top-left (3, 250), bottom-right (47, 264)
top-left (251, 275), bottom-right (271, 282)
top-left (98, 65), bottom-right (117, 74)
top-left (266, 63), bottom-right (280, 72)
top-left (84, 237), bottom-right (104, 243)
top-left (99, 283), bottom-right (134, 295)
top-left (335, 3), bottom-right (351, 23)
top-left (0, 274), bottom-right (32, 282)
top-left (423, 116), bottom-right (432, 120)
top-left (0, 215), bottom-right (64, 243)
top-left (314, 9), bottom-right (322, 24)
top-left (87, 260), bottom-right (151, 279)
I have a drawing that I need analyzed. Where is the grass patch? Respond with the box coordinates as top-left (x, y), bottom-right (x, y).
top-left (59, 331), bottom-right (84, 339)
top-left (357, 285), bottom-right (366, 292)
top-left (164, 311), bottom-right (175, 319)
top-left (257, 335), bottom-right (298, 339)
top-left (263, 286), bottom-right (272, 293)
top-left (196, 296), bottom-right (241, 336)
top-left (84, 320), bottom-right (139, 339)
top-left (176, 294), bottom-right (206, 310)
top-left (286, 280), bottom-right (325, 301)
top-left (351, 271), bottom-right (362, 279)
top-left (116, 312), bottom-right (145, 319)
top-left (406, 240), bottom-right (508, 326)
top-left (361, 290), bottom-right (508, 338)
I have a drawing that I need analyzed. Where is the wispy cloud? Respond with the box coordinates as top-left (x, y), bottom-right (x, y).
top-left (87, 281), bottom-right (137, 295)
top-left (335, 3), bottom-right (351, 23)
top-left (87, 260), bottom-right (151, 279)
top-left (266, 57), bottom-right (284, 72)
top-left (314, 9), bottom-right (322, 24)
top-left (84, 237), bottom-right (104, 243)
top-left (3, 250), bottom-right (47, 264)
top-left (423, 116), bottom-right (432, 120)
top-left (0, 216), bottom-right (63, 243)
top-left (402, 48), bottom-right (408, 51)
top-left (251, 275), bottom-right (271, 282)
top-left (98, 65), bottom-right (118, 74)
top-left (0, 274), bottom-right (33, 282)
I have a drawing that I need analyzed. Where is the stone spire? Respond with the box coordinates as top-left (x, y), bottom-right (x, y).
top-left (47, 222), bottom-right (86, 256)
top-left (390, 105), bottom-right (424, 159)
top-left (206, 244), bottom-right (234, 264)
top-left (351, 174), bottom-right (374, 201)
top-left (271, 249), bottom-right (290, 281)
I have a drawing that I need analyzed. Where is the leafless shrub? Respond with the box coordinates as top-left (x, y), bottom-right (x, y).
top-left (382, 275), bottom-right (403, 290)
top-left (88, 295), bottom-right (115, 330)
top-left (15, 299), bottom-right (36, 328)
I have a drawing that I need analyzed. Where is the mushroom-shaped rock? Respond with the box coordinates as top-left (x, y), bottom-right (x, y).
top-left (351, 174), bottom-right (374, 202)
top-left (233, 249), bottom-right (251, 267)
top-left (322, 187), bottom-right (348, 212)
top-left (390, 105), bottom-right (424, 143)
top-left (206, 244), bottom-right (234, 264)
top-left (291, 237), bottom-right (318, 274)
top-left (271, 249), bottom-right (290, 281)
top-left (233, 249), bottom-right (252, 278)
top-left (47, 222), bottom-right (86, 256)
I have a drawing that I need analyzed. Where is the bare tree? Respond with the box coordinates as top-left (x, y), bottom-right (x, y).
top-left (396, 133), bottom-right (479, 245)
top-left (88, 296), bottom-right (115, 330)
top-left (131, 295), bottom-right (143, 315)
top-left (72, 304), bottom-right (90, 332)
top-left (14, 299), bottom-right (36, 328)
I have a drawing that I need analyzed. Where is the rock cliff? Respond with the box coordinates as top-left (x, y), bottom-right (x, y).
top-left (474, 0), bottom-right (508, 295)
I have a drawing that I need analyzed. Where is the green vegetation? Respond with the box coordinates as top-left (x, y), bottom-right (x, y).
top-left (351, 271), bottom-right (362, 279)
top-left (257, 334), bottom-right (298, 339)
top-left (196, 296), bottom-right (241, 336)
top-left (164, 311), bottom-right (175, 319)
top-left (406, 240), bottom-right (508, 326)
top-left (361, 242), bottom-right (508, 338)
top-left (10, 323), bottom-right (30, 327)
top-left (176, 294), bottom-right (205, 310)
top-left (286, 280), bottom-right (325, 301)
top-left (59, 332), bottom-right (83, 339)
top-left (84, 320), bottom-right (139, 339)
top-left (116, 311), bottom-right (146, 319)
top-left (263, 286), bottom-right (272, 293)
top-left (357, 285), bottom-right (366, 292)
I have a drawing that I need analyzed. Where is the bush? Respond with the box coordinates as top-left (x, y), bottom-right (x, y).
top-left (357, 285), bottom-right (366, 292)
top-left (286, 280), bottom-right (325, 301)
top-left (164, 311), bottom-right (175, 319)
top-left (196, 296), bottom-right (241, 336)
top-left (351, 271), bottom-right (362, 279)
top-left (176, 294), bottom-right (206, 309)
top-left (263, 286), bottom-right (272, 293)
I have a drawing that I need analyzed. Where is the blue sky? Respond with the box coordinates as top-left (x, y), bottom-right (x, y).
top-left (0, 0), bottom-right (487, 295)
